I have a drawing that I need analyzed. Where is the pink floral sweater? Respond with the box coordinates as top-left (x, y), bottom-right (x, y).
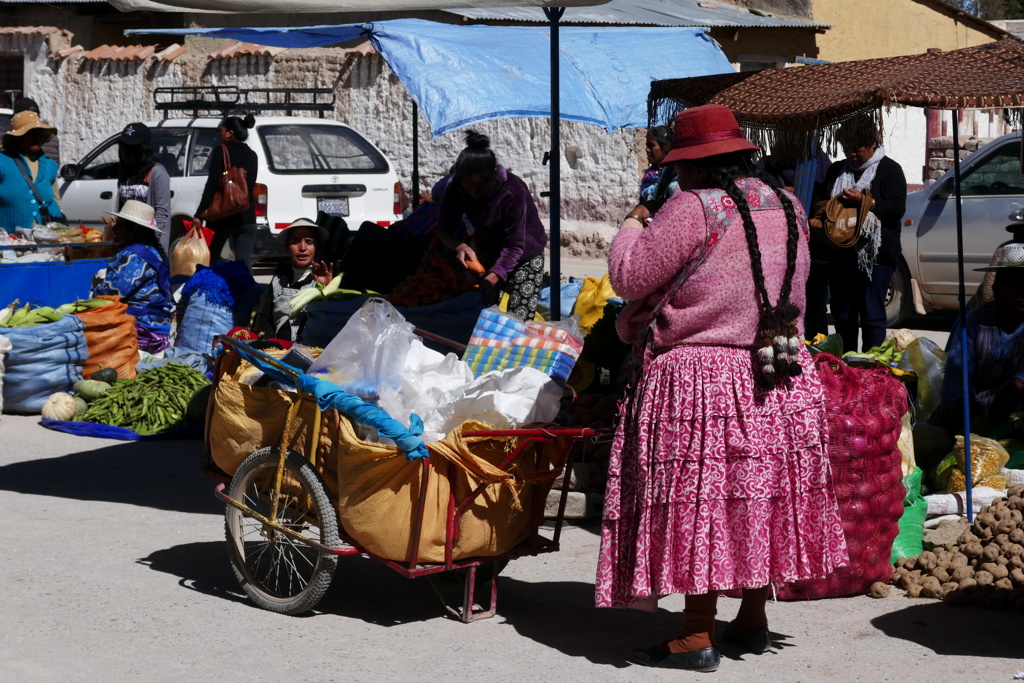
top-left (611, 177), bottom-right (810, 350)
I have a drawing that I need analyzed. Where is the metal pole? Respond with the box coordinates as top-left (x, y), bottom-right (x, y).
top-left (545, 6), bottom-right (564, 321)
top-left (412, 101), bottom-right (420, 209)
top-left (952, 112), bottom-right (974, 522)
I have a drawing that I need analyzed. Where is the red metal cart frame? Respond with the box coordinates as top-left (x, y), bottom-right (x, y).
top-left (202, 336), bottom-right (609, 621)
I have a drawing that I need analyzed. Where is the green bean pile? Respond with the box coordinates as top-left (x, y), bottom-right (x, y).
top-left (76, 363), bottom-right (210, 435)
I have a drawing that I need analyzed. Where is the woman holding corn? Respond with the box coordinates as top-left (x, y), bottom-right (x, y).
top-left (251, 218), bottom-right (333, 342)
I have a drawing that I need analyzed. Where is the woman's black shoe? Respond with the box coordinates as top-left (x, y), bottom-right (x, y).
top-left (722, 624), bottom-right (773, 654)
top-left (632, 644), bottom-right (720, 671)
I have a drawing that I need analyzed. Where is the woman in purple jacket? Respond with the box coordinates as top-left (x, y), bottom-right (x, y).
top-left (438, 131), bottom-right (547, 320)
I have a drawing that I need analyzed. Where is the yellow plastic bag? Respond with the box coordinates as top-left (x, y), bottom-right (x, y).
top-left (948, 433), bottom-right (1009, 492)
top-left (573, 273), bottom-right (617, 334)
top-left (171, 223), bottom-right (211, 278)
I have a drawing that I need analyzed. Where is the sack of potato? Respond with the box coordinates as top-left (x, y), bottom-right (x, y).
top-left (890, 485), bottom-right (1024, 612)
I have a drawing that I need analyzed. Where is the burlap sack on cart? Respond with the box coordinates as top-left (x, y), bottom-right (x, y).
top-left (74, 294), bottom-right (139, 379)
top-left (332, 415), bottom-right (556, 563)
top-left (208, 375), bottom-right (326, 480)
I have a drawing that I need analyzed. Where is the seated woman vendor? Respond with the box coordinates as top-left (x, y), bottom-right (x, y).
top-left (252, 218), bottom-right (333, 342)
top-left (93, 200), bottom-right (173, 354)
top-left (937, 242), bottom-right (1024, 433)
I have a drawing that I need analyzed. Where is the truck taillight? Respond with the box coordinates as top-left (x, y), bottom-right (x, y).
top-left (254, 183), bottom-right (268, 217)
top-left (394, 181), bottom-right (403, 216)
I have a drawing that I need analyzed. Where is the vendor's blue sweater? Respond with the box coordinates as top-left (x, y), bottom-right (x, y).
top-left (0, 150), bottom-right (61, 233)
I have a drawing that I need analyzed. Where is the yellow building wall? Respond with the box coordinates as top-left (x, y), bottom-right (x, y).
top-left (811, 0), bottom-right (1002, 62)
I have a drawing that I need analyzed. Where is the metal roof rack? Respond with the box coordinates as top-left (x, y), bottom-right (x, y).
top-left (154, 86), bottom-right (336, 118)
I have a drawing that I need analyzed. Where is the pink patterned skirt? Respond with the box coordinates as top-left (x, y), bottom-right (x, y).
top-left (596, 345), bottom-right (848, 608)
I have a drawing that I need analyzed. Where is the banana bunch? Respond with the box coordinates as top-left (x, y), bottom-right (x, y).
top-left (288, 274), bottom-right (344, 318)
top-left (843, 337), bottom-right (903, 366)
top-left (0, 298), bottom-right (113, 328)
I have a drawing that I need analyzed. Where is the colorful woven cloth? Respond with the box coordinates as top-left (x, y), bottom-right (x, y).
top-left (464, 307), bottom-right (583, 386)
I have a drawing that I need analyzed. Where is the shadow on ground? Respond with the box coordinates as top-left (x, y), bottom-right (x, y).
top-left (0, 435), bottom-right (218, 515)
top-left (870, 601), bottom-right (1022, 658)
top-left (139, 540), bottom-right (465, 626)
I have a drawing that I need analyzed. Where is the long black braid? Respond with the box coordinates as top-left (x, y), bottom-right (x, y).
top-left (690, 153), bottom-right (804, 388)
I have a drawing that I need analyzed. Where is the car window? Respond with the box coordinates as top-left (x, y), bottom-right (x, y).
top-left (189, 128), bottom-right (221, 176)
top-left (151, 128), bottom-right (188, 178)
top-left (259, 124), bottom-right (388, 174)
top-left (961, 140), bottom-right (1024, 196)
top-left (79, 140), bottom-right (120, 180)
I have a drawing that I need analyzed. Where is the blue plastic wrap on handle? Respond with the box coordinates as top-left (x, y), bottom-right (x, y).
top-left (218, 336), bottom-right (429, 461)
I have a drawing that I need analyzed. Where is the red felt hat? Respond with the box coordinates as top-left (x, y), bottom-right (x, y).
top-left (660, 104), bottom-right (759, 166)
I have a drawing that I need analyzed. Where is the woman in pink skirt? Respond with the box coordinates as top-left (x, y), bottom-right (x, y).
top-left (596, 105), bottom-right (848, 672)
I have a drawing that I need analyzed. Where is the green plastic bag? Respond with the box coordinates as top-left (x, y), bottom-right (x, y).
top-left (891, 467), bottom-right (927, 563)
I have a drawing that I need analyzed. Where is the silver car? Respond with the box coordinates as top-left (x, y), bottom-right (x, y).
top-left (894, 131), bottom-right (1023, 325)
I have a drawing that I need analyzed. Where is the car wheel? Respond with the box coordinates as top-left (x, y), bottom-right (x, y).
top-left (885, 263), bottom-right (913, 328)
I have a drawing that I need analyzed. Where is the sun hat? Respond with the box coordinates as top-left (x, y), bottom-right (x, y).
top-left (276, 217), bottom-right (329, 248)
top-left (975, 242), bottom-right (1024, 271)
top-left (660, 104), bottom-right (759, 166)
top-left (3, 110), bottom-right (57, 146)
top-left (106, 199), bottom-right (163, 234)
top-left (119, 122), bottom-right (151, 147)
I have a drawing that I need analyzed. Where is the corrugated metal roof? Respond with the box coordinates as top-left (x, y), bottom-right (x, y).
top-left (445, 0), bottom-right (830, 29)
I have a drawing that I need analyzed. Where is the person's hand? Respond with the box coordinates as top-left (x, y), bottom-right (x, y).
top-left (455, 243), bottom-right (477, 266)
top-left (626, 204), bottom-right (650, 223)
top-left (838, 189), bottom-right (863, 207)
top-left (192, 216), bottom-right (204, 230)
top-left (480, 275), bottom-right (500, 305)
top-left (312, 260), bottom-right (334, 287)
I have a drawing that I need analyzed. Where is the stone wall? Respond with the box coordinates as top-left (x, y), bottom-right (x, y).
top-left (925, 135), bottom-right (988, 187)
top-left (26, 42), bottom-right (641, 258)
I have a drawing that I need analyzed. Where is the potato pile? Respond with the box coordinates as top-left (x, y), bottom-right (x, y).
top-left (891, 485), bottom-right (1024, 612)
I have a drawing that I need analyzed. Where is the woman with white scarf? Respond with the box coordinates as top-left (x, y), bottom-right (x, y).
top-left (813, 116), bottom-right (907, 352)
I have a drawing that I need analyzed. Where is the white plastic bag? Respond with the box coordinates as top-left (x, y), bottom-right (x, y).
top-left (896, 337), bottom-right (947, 421)
top-left (426, 366), bottom-right (563, 441)
top-left (0, 333), bottom-right (11, 415)
top-left (377, 340), bottom-right (475, 441)
top-left (306, 298), bottom-right (419, 400)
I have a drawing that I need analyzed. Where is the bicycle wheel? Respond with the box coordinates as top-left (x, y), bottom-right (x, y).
top-left (225, 447), bottom-right (339, 615)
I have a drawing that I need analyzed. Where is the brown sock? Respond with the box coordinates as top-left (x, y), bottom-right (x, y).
top-left (732, 586), bottom-right (770, 631)
top-left (666, 592), bottom-right (718, 653)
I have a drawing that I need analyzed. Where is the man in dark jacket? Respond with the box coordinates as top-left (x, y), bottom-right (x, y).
top-left (813, 116), bottom-right (907, 352)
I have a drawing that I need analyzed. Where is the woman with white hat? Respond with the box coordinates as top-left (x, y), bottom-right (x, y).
top-left (93, 199), bottom-right (173, 354)
top-left (939, 242), bottom-right (1024, 430)
top-left (251, 218), bottom-right (332, 342)
top-left (0, 110), bottom-right (64, 233)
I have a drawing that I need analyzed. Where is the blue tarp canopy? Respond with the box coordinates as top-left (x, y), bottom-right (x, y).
top-left (129, 19), bottom-right (732, 136)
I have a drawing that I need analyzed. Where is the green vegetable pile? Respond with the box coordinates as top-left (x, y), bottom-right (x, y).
top-left (75, 363), bottom-right (210, 435)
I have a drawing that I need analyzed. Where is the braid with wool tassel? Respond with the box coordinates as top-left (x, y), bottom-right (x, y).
top-left (711, 161), bottom-right (804, 388)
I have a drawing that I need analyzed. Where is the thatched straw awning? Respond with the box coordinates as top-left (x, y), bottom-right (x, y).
top-left (649, 38), bottom-right (1024, 157)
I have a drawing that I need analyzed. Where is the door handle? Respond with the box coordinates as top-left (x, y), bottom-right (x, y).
top-left (100, 191), bottom-right (113, 200)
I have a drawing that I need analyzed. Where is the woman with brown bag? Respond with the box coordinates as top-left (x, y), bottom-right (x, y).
top-left (811, 116), bottom-right (906, 352)
top-left (194, 115), bottom-right (259, 271)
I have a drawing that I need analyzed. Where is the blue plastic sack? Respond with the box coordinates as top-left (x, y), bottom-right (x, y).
top-left (302, 292), bottom-right (485, 352)
top-left (175, 292), bottom-right (235, 354)
top-left (41, 418), bottom-right (202, 441)
top-left (2, 315), bottom-right (87, 414)
top-left (537, 278), bottom-right (583, 320)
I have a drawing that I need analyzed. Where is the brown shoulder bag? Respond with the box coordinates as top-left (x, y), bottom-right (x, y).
top-left (201, 144), bottom-right (249, 222)
top-left (809, 188), bottom-right (873, 249)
